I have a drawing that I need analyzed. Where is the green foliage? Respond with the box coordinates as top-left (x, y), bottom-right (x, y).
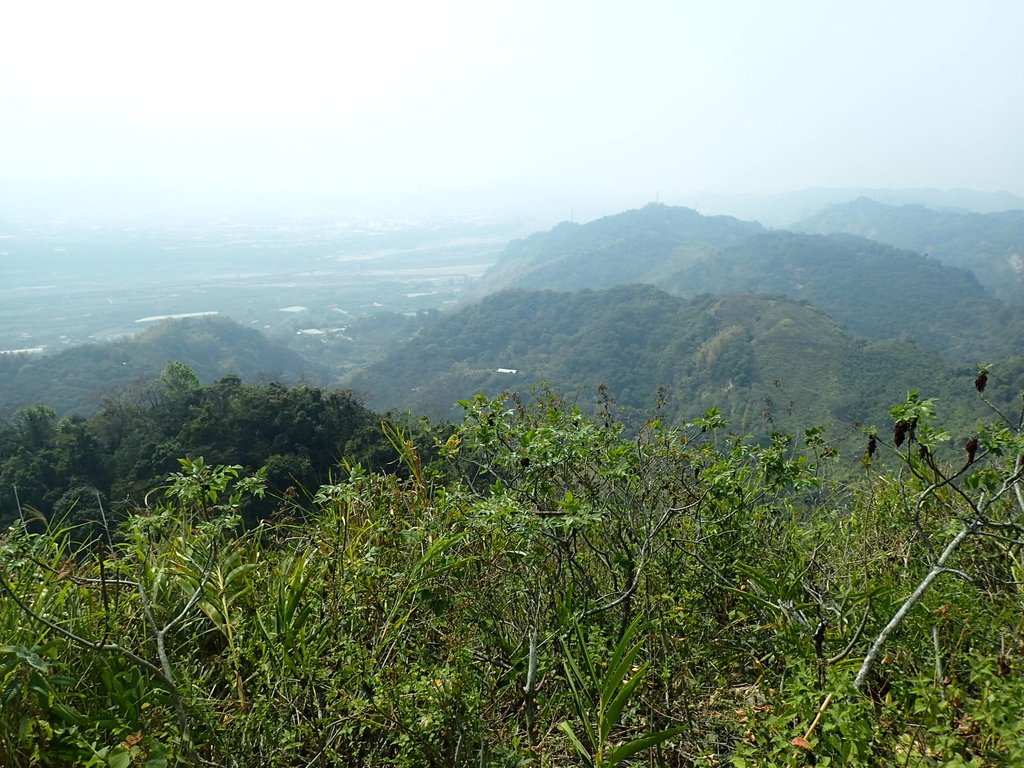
top-left (558, 615), bottom-right (686, 767)
top-left (0, 376), bottom-right (393, 528)
top-left (2, 381), bottom-right (1024, 764)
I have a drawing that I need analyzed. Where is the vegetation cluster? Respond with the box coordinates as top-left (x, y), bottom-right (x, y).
top-left (0, 362), bottom-right (394, 532)
top-left (3, 378), bottom-right (1024, 765)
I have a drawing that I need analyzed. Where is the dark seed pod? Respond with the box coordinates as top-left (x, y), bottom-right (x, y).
top-left (866, 435), bottom-right (877, 458)
top-left (998, 655), bottom-right (1011, 677)
top-left (519, 456), bottom-right (531, 468)
top-left (975, 372), bottom-right (988, 393)
top-left (919, 444), bottom-right (930, 460)
top-left (894, 421), bottom-right (908, 447)
top-left (908, 417), bottom-right (918, 442)
top-left (965, 436), bottom-right (979, 464)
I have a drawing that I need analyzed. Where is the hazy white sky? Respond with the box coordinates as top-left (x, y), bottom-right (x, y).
top-left (2, 0), bottom-right (1022, 218)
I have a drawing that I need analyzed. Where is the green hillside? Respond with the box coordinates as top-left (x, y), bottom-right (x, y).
top-left (479, 205), bottom-right (1024, 364)
top-left (347, 285), bottom-right (987, 440)
top-left (0, 316), bottom-right (322, 419)
top-left (793, 197), bottom-right (1024, 302)
top-left (666, 231), bottom-right (1022, 361)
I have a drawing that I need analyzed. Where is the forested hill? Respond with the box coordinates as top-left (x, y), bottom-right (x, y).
top-left (0, 370), bottom-right (395, 529)
top-left (477, 203), bottom-right (764, 292)
top-left (792, 197), bottom-right (1024, 302)
top-left (347, 285), bottom-right (994, 438)
top-left (664, 231), bottom-right (1024, 362)
top-left (0, 315), bottom-right (322, 419)
top-left (477, 205), bottom-right (1024, 364)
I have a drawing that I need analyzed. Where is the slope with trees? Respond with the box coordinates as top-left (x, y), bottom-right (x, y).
top-left (666, 230), bottom-right (1024, 362)
top-left (0, 316), bottom-right (322, 419)
top-left (0, 366), bottom-right (394, 529)
top-left (793, 196), bottom-right (1024, 302)
top-left (479, 205), bottom-right (1024, 366)
top-left (347, 285), bottom-right (993, 443)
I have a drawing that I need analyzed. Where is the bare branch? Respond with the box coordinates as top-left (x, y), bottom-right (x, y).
top-left (854, 522), bottom-right (974, 691)
top-left (0, 573), bottom-right (164, 680)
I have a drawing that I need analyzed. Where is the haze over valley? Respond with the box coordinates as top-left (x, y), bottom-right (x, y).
top-left (0, 213), bottom-right (523, 356)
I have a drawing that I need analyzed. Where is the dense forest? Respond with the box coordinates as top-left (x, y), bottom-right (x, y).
top-left (0, 363), bottom-right (396, 531)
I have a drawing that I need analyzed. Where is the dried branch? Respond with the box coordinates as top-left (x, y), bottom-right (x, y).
top-left (853, 521), bottom-right (974, 691)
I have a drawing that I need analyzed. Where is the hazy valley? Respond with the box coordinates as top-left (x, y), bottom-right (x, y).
top-left (0, 213), bottom-right (527, 358)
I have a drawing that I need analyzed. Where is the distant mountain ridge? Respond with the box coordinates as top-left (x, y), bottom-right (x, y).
top-left (792, 197), bottom-right (1024, 302)
top-left (690, 187), bottom-right (1024, 228)
top-left (479, 204), bottom-right (1024, 364)
top-left (477, 203), bottom-right (764, 293)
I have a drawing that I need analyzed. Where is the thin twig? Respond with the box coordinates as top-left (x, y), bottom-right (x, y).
top-left (0, 574), bottom-right (163, 679)
top-left (827, 598), bottom-right (872, 665)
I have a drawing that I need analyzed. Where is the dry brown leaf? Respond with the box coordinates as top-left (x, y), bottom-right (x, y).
top-left (123, 732), bottom-right (143, 749)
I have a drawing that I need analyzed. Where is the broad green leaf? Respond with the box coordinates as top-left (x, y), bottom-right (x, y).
top-left (601, 637), bottom-right (644, 712)
top-left (107, 746), bottom-right (132, 768)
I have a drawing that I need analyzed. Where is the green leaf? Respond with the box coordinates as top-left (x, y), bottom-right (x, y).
top-left (607, 725), bottom-right (687, 765)
top-left (49, 701), bottom-right (90, 726)
top-left (558, 721), bottom-right (594, 766)
top-left (107, 747), bottom-right (132, 768)
top-left (561, 649), bottom-right (596, 735)
top-left (574, 622), bottom-right (598, 688)
top-left (143, 741), bottom-right (169, 768)
top-left (604, 663), bottom-right (648, 743)
top-left (601, 633), bottom-right (644, 712)
top-left (0, 645), bottom-right (50, 673)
